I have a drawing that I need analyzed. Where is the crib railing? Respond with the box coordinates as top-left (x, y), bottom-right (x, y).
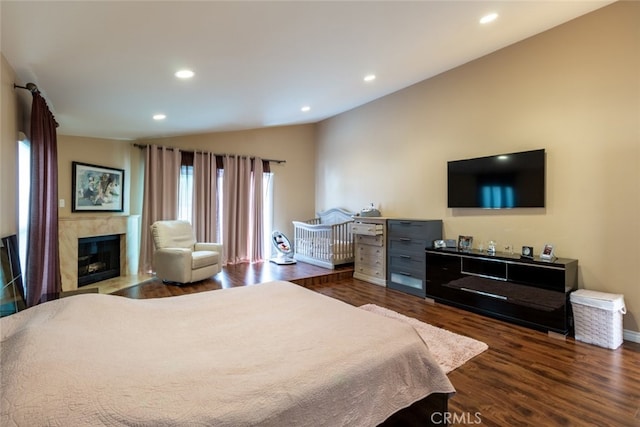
top-left (292, 218), bottom-right (354, 269)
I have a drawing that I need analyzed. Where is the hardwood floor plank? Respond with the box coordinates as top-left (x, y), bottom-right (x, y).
top-left (110, 262), bottom-right (640, 426)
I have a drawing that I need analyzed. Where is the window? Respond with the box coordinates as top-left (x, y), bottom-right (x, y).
top-left (177, 165), bottom-right (274, 257)
top-left (18, 139), bottom-right (30, 278)
top-left (177, 164), bottom-right (193, 222)
top-left (262, 172), bottom-right (274, 257)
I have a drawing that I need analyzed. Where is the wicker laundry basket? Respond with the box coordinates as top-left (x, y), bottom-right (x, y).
top-left (570, 289), bottom-right (626, 349)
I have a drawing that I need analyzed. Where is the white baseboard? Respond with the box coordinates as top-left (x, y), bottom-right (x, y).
top-left (623, 329), bottom-right (640, 343)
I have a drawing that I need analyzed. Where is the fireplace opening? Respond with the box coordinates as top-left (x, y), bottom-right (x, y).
top-left (78, 234), bottom-right (120, 286)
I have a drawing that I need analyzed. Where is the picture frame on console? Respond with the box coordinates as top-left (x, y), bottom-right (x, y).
top-left (72, 162), bottom-right (124, 213)
top-left (458, 235), bottom-right (473, 252)
top-left (540, 243), bottom-right (556, 261)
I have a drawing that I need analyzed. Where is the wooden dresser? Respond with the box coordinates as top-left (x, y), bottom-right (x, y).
top-left (351, 217), bottom-right (387, 286)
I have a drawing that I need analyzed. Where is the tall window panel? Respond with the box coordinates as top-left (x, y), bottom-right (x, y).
top-left (177, 166), bottom-right (274, 261)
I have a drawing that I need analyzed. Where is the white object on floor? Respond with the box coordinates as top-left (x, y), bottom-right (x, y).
top-left (270, 230), bottom-right (296, 265)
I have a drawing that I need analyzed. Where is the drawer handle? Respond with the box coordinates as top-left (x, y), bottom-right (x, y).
top-left (460, 287), bottom-right (507, 300)
top-left (398, 272), bottom-right (413, 277)
top-left (399, 238), bottom-right (411, 242)
top-left (461, 270), bottom-right (507, 282)
top-left (400, 255), bottom-right (411, 259)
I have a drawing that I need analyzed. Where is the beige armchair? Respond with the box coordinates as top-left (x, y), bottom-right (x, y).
top-left (150, 220), bottom-right (222, 284)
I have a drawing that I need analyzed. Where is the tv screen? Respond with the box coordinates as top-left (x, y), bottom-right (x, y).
top-left (447, 149), bottom-right (545, 209)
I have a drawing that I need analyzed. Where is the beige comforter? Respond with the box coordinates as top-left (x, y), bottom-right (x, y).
top-left (1, 280), bottom-right (454, 426)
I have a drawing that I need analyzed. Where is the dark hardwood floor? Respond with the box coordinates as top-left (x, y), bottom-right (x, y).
top-left (112, 262), bottom-right (640, 427)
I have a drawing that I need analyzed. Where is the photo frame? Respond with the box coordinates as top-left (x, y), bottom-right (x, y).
top-left (72, 162), bottom-right (124, 212)
top-left (540, 243), bottom-right (555, 260)
top-left (458, 235), bottom-right (473, 251)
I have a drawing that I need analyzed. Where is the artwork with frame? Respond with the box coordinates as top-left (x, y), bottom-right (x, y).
top-left (540, 243), bottom-right (555, 260)
top-left (72, 162), bottom-right (124, 212)
top-left (458, 235), bottom-right (473, 251)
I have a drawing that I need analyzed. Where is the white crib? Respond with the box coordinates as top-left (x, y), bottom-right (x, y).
top-left (292, 208), bottom-right (355, 269)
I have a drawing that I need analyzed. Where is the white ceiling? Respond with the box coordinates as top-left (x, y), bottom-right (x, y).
top-left (2, 1), bottom-right (614, 141)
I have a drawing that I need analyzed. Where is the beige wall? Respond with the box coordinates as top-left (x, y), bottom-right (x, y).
top-left (316, 2), bottom-right (640, 332)
top-left (143, 124), bottom-right (317, 239)
top-left (57, 135), bottom-right (135, 218)
top-left (0, 54), bottom-right (19, 236)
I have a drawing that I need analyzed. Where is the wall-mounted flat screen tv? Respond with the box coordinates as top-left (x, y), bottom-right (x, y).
top-left (447, 149), bottom-right (545, 209)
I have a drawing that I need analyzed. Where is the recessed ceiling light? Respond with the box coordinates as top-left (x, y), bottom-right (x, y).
top-left (301, 106), bottom-right (311, 112)
top-left (175, 69), bottom-right (194, 79)
top-left (153, 114), bottom-right (166, 121)
top-left (364, 74), bottom-right (376, 82)
top-left (480, 13), bottom-right (498, 24)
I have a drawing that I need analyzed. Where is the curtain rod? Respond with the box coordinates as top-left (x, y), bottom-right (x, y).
top-left (133, 143), bottom-right (286, 164)
top-left (13, 82), bottom-right (39, 93)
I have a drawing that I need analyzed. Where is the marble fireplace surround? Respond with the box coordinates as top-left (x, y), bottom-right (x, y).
top-left (59, 216), bottom-right (140, 292)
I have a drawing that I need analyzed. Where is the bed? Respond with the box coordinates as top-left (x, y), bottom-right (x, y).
top-left (0, 281), bottom-right (454, 426)
top-left (292, 207), bottom-right (355, 269)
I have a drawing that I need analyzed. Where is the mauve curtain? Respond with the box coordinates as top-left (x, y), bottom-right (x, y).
top-left (138, 145), bottom-right (181, 274)
top-left (221, 155), bottom-right (265, 264)
top-left (25, 91), bottom-right (62, 306)
top-left (193, 151), bottom-right (219, 244)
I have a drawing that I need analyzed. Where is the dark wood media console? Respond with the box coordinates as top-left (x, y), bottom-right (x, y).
top-left (425, 248), bottom-right (578, 335)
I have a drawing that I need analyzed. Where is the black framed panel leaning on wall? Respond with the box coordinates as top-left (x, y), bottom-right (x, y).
top-left (1, 234), bottom-right (25, 316)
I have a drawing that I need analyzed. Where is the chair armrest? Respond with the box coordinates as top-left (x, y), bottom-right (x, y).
top-left (195, 242), bottom-right (223, 254)
top-left (154, 248), bottom-right (193, 282)
top-left (155, 247), bottom-right (192, 260)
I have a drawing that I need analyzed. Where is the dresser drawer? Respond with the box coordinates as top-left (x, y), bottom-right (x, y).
top-left (357, 244), bottom-right (385, 261)
top-left (358, 255), bottom-right (385, 270)
top-left (388, 271), bottom-right (425, 297)
top-left (351, 223), bottom-right (383, 236)
top-left (388, 253), bottom-right (425, 275)
top-left (355, 265), bottom-right (385, 280)
top-left (352, 219), bottom-right (387, 287)
top-left (388, 220), bottom-right (438, 238)
top-left (356, 234), bottom-right (384, 247)
top-left (388, 238), bottom-right (429, 256)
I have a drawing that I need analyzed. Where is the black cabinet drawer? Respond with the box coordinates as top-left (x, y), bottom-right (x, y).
top-left (507, 263), bottom-right (567, 292)
top-left (461, 257), bottom-right (507, 280)
top-left (428, 280), bottom-right (568, 333)
top-left (425, 253), bottom-right (462, 290)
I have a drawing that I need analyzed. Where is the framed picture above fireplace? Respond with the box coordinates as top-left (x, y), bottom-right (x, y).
top-left (72, 162), bottom-right (124, 212)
